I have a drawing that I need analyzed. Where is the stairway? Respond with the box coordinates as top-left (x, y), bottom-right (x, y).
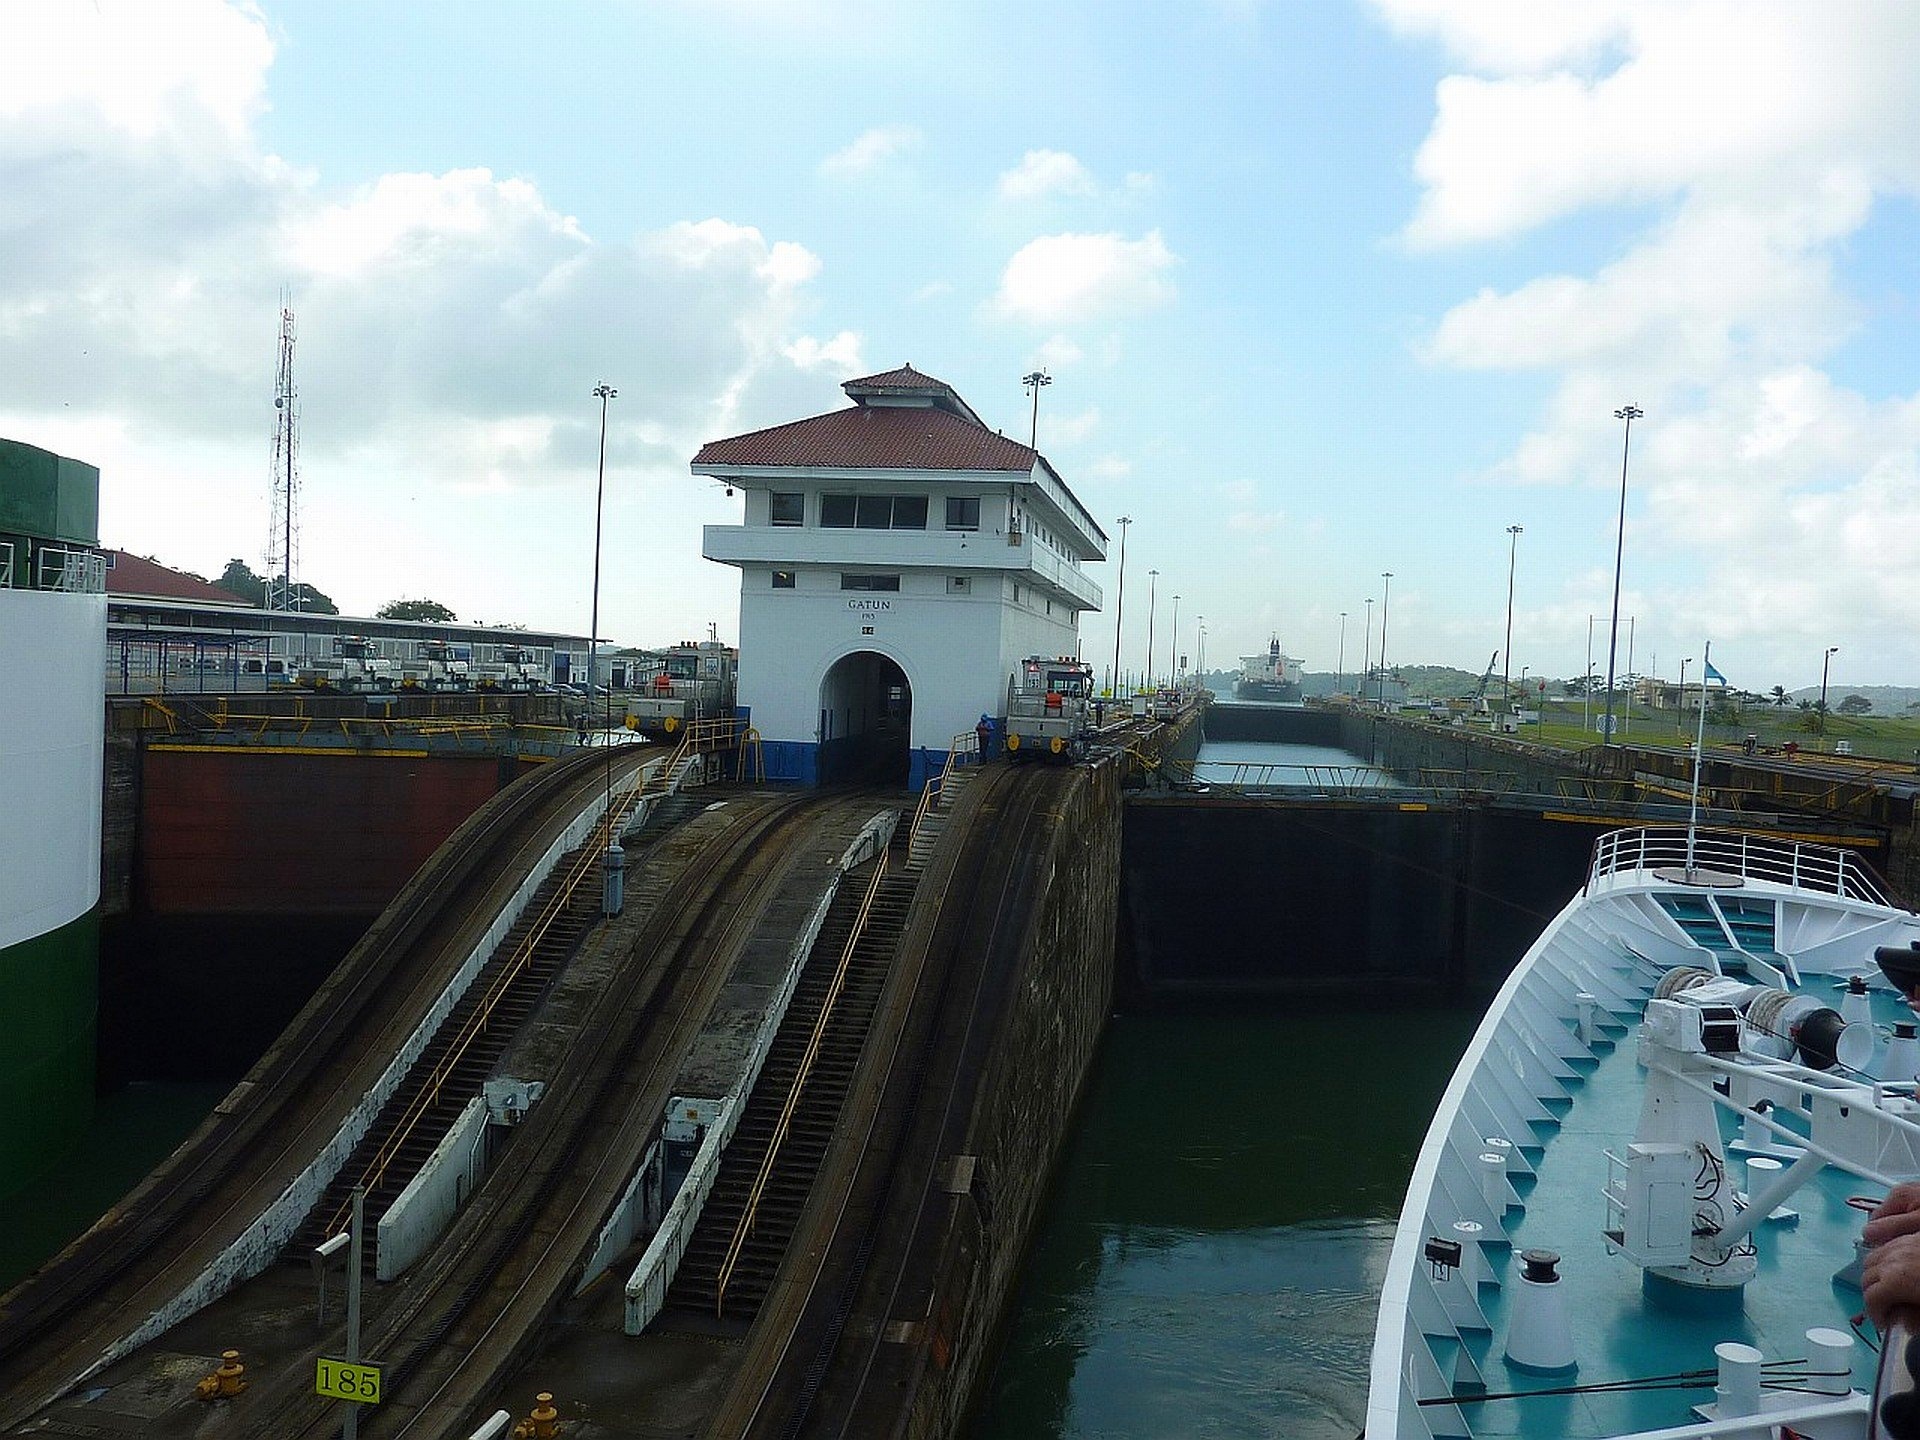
top-left (665, 816), bottom-right (915, 1322)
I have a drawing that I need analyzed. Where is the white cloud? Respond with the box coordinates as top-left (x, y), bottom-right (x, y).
top-left (1032, 336), bottom-right (1084, 369)
top-left (1045, 406), bottom-right (1101, 446)
top-left (0, 0), bottom-right (849, 640)
top-left (818, 124), bottom-right (922, 178)
top-left (910, 280), bottom-right (954, 302)
top-left (991, 230), bottom-right (1178, 326)
top-left (1395, 0), bottom-right (1920, 670)
top-left (784, 331), bottom-right (864, 372)
top-left (1084, 456), bottom-right (1133, 482)
top-left (997, 149), bottom-right (1096, 201)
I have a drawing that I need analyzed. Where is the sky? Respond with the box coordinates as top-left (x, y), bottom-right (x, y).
top-left (7, 1), bottom-right (1920, 695)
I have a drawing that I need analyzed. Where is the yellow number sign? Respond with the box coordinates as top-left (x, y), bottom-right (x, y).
top-left (316, 1356), bottom-right (382, 1405)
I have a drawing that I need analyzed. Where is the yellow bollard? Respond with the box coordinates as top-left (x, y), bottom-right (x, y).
top-left (195, 1349), bottom-right (247, 1400)
top-left (513, 1391), bottom-right (559, 1439)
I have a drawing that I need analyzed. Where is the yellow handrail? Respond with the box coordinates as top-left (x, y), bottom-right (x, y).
top-left (714, 845), bottom-right (891, 1316)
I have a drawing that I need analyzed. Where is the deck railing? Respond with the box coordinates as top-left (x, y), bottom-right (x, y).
top-left (1588, 825), bottom-right (1896, 907)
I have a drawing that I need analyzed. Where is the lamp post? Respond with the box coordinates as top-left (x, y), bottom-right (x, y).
top-left (1195, 615), bottom-right (1204, 688)
top-left (1602, 404), bottom-right (1642, 746)
top-left (1678, 657), bottom-right (1691, 732)
top-left (1362, 598), bottom-right (1374, 699)
top-left (1503, 525), bottom-right (1523, 707)
top-left (1378, 571), bottom-right (1394, 708)
top-left (1022, 369), bottom-right (1051, 449)
top-left (1145, 569), bottom-right (1159, 689)
top-left (1110, 516), bottom-right (1131, 696)
top-left (589, 382), bottom-right (617, 696)
top-left (1819, 645), bottom-right (1838, 737)
top-left (1337, 611), bottom-right (1347, 696)
top-left (1171, 593), bottom-right (1181, 688)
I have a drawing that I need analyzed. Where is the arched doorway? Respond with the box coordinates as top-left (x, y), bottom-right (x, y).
top-left (818, 651), bottom-right (912, 786)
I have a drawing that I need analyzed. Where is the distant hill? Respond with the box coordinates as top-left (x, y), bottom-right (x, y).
top-left (1783, 685), bottom-right (1920, 714)
top-left (1300, 665), bottom-right (1483, 699)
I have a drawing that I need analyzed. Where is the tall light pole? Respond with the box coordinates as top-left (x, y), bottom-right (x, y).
top-left (1171, 594), bottom-right (1181, 687)
top-left (1021, 369), bottom-right (1052, 448)
top-left (1584, 615), bottom-right (1594, 736)
top-left (589, 382), bottom-right (617, 695)
top-left (1503, 524), bottom-right (1523, 706)
top-left (1602, 404), bottom-right (1642, 746)
top-left (1362, 597), bottom-right (1374, 698)
top-left (1378, 571), bottom-right (1394, 707)
top-left (1110, 516), bottom-right (1131, 695)
top-left (1819, 645), bottom-right (1839, 736)
top-left (1678, 657), bottom-right (1691, 731)
top-left (1195, 615), bottom-right (1204, 687)
top-left (1145, 568), bottom-right (1159, 688)
top-left (1337, 611), bottom-right (1347, 696)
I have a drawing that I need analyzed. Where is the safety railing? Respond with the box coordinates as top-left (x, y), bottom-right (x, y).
top-left (34, 544), bottom-right (107, 593)
top-left (713, 840), bottom-right (892, 1317)
top-left (1588, 825), bottom-right (1896, 908)
top-left (908, 729), bottom-right (979, 851)
top-left (0, 540), bottom-right (12, 589)
top-left (318, 737), bottom-right (697, 1237)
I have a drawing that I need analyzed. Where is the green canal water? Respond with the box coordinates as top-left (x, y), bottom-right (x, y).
top-left (971, 1007), bottom-right (1479, 1440)
top-left (0, 1081), bottom-right (226, 1292)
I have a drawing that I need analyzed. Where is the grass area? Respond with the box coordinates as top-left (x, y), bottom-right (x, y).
top-left (1440, 702), bottom-right (1920, 766)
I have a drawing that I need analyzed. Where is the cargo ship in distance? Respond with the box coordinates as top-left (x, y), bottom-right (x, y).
top-left (1236, 636), bottom-right (1302, 702)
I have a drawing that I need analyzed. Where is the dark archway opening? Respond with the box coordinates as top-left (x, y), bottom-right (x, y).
top-left (818, 651), bottom-right (911, 786)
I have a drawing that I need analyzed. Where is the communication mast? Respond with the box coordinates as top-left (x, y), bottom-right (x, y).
top-left (265, 292), bottom-right (301, 611)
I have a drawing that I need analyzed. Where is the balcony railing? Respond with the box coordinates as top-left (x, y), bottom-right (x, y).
top-left (0, 540), bottom-right (12, 589)
top-left (33, 545), bottom-right (108, 594)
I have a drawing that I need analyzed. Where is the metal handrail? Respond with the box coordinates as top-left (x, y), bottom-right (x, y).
top-left (714, 843), bottom-right (892, 1316)
top-left (1587, 825), bottom-right (1896, 908)
top-left (319, 735), bottom-right (696, 1236)
top-left (908, 729), bottom-right (979, 851)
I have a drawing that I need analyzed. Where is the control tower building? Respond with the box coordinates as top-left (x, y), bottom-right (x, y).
top-left (695, 365), bottom-right (1106, 788)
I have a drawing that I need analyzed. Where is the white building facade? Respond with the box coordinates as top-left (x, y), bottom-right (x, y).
top-left (696, 366), bottom-right (1107, 788)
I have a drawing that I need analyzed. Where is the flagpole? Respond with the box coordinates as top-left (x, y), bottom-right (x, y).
top-left (1685, 642), bottom-right (1712, 877)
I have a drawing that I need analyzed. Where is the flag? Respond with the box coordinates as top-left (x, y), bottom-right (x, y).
top-left (1704, 658), bottom-right (1727, 686)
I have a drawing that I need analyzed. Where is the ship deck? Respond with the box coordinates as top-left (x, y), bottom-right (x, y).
top-left (1443, 991), bottom-right (1900, 1438)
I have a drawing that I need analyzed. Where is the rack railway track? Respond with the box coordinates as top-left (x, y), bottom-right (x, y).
top-left (221, 789), bottom-right (876, 1440)
top-left (715, 762), bottom-right (1075, 1438)
top-left (0, 744), bottom-right (654, 1428)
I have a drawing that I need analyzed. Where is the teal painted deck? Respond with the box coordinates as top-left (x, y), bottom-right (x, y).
top-left (1442, 989), bottom-right (1901, 1438)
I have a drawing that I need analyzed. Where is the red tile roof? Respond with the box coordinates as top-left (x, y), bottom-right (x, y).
top-left (841, 364), bottom-right (951, 393)
top-left (695, 398), bottom-right (1037, 473)
top-left (105, 550), bottom-right (252, 605)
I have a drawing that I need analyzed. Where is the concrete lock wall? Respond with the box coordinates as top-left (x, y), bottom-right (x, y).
top-left (905, 763), bottom-right (1123, 1438)
top-left (1119, 800), bottom-right (1600, 1004)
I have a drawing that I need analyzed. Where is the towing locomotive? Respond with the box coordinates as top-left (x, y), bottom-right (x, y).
top-left (1002, 656), bottom-right (1095, 763)
top-left (625, 635), bottom-right (738, 738)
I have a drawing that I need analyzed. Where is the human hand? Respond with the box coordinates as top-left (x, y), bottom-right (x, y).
top-left (1866, 1184), bottom-right (1920, 1248)
top-left (1863, 1233), bottom-right (1920, 1329)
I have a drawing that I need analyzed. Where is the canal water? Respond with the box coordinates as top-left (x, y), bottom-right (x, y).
top-left (972, 736), bottom-right (1479, 1439)
top-left (0, 1081), bottom-right (225, 1290)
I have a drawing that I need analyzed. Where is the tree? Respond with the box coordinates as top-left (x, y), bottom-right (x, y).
top-left (217, 558), bottom-right (267, 605)
top-left (1838, 693), bottom-right (1873, 715)
top-left (1770, 685), bottom-right (1789, 708)
top-left (378, 598), bottom-right (458, 623)
top-left (284, 582), bottom-right (339, 614)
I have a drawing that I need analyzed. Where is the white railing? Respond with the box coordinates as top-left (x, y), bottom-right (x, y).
top-left (0, 539), bottom-right (12, 588)
top-left (33, 544), bottom-right (107, 594)
top-left (1588, 825), bottom-right (1895, 907)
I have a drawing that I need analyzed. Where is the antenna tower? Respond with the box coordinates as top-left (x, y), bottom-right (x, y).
top-left (265, 292), bottom-right (301, 611)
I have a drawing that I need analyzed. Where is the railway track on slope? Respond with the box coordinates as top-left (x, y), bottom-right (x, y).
top-left (222, 790), bottom-right (877, 1440)
top-left (0, 743), bottom-right (656, 1427)
top-left (716, 763), bottom-right (1075, 1438)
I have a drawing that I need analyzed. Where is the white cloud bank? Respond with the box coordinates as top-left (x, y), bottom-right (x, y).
top-left (0, 0), bottom-right (856, 635)
top-left (997, 149), bottom-right (1096, 201)
top-left (1377, 0), bottom-right (1920, 676)
top-left (991, 230), bottom-right (1178, 326)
